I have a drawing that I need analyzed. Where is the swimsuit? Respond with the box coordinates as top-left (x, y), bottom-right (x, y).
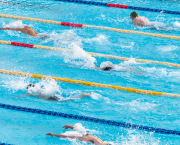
top-left (37, 33), bottom-right (50, 40)
top-left (48, 95), bottom-right (60, 101)
top-left (102, 66), bottom-right (113, 71)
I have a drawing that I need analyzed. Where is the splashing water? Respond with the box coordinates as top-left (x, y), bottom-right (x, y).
top-left (90, 93), bottom-right (102, 100)
top-left (63, 123), bottom-right (87, 137)
top-left (99, 58), bottom-right (137, 71)
top-left (2, 77), bottom-right (61, 96)
top-left (2, 76), bottom-right (30, 93)
top-left (64, 43), bottom-right (96, 68)
top-left (173, 21), bottom-right (180, 28)
top-left (157, 45), bottom-right (178, 52)
top-left (31, 79), bottom-right (62, 96)
top-left (83, 34), bottom-right (110, 45)
top-left (2, 20), bottom-right (25, 28)
top-left (42, 30), bottom-right (81, 47)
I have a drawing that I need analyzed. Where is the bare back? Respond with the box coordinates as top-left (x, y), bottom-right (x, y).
top-left (78, 134), bottom-right (104, 145)
top-left (132, 16), bottom-right (150, 26)
top-left (20, 26), bottom-right (38, 36)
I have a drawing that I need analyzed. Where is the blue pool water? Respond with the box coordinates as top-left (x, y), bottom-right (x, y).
top-left (0, 0), bottom-right (180, 144)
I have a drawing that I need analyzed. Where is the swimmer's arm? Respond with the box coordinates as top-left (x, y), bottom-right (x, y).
top-left (46, 133), bottom-right (82, 139)
top-left (29, 94), bottom-right (49, 99)
top-left (91, 66), bottom-right (101, 70)
top-left (18, 94), bottom-right (29, 98)
top-left (0, 27), bottom-right (23, 31)
top-left (63, 125), bottom-right (74, 130)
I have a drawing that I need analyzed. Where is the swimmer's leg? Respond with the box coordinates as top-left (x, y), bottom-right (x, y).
top-left (128, 67), bottom-right (146, 75)
top-left (66, 93), bottom-right (92, 100)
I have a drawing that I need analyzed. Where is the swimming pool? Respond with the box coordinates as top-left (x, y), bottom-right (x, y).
top-left (0, 0), bottom-right (180, 144)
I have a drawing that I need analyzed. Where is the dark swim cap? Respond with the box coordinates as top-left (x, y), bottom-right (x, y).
top-left (26, 84), bottom-right (35, 89)
top-left (130, 11), bottom-right (138, 17)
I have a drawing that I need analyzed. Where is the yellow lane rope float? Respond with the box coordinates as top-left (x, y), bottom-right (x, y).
top-left (0, 69), bottom-right (179, 97)
top-left (1, 39), bottom-right (180, 68)
top-left (0, 14), bottom-right (180, 40)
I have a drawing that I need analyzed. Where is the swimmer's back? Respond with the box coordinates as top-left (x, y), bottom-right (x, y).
top-left (132, 16), bottom-right (150, 26)
top-left (80, 134), bottom-right (104, 145)
top-left (21, 26), bottom-right (38, 36)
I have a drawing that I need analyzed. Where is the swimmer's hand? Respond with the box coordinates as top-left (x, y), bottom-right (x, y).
top-left (79, 93), bottom-right (93, 98)
top-left (46, 133), bottom-right (53, 136)
top-left (63, 125), bottom-right (74, 130)
top-left (18, 94), bottom-right (29, 98)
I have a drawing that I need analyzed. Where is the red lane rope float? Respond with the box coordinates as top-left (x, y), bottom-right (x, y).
top-left (61, 22), bottom-right (83, 27)
top-left (107, 3), bottom-right (128, 8)
top-left (11, 42), bottom-right (34, 48)
top-left (1, 40), bottom-right (180, 68)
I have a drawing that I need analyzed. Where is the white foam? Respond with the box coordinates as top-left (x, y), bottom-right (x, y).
top-left (173, 21), bottom-right (180, 28)
top-left (157, 45), bottom-right (178, 52)
top-left (90, 93), bottom-right (102, 100)
top-left (121, 132), bottom-right (159, 145)
top-left (3, 20), bottom-right (25, 28)
top-left (140, 66), bottom-right (180, 79)
top-left (2, 77), bottom-right (62, 96)
top-left (63, 43), bottom-right (96, 68)
top-left (169, 71), bottom-right (180, 77)
top-left (63, 123), bottom-right (87, 137)
top-left (43, 30), bottom-right (81, 47)
top-left (99, 59), bottom-right (138, 72)
top-left (116, 39), bottom-right (134, 49)
top-left (2, 76), bottom-right (30, 93)
top-left (32, 79), bottom-right (61, 96)
top-left (100, 61), bottom-right (114, 68)
top-left (116, 100), bottom-right (157, 111)
top-left (122, 58), bottom-right (137, 66)
top-left (84, 34), bottom-right (110, 45)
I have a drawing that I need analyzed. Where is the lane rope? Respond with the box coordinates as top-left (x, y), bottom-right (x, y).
top-left (0, 69), bottom-right (179, 97)
top-left (1, 40), bottom-right (180, 68)
top-left (1, 103), bottom-right (180, 136)
top-left (0, 0), bottom-right (50, 10)
top-left (0, 143), bottom-right (12, 145)
top-left (55, 0), bottom-right (180, 15)
top-left (1, 14), bottom-right (180, 40)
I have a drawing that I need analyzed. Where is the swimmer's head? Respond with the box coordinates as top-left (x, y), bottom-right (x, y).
top-left (26, 84), bottom-right (35, 89)
top-left (130, 11), bottom-right (138, 19)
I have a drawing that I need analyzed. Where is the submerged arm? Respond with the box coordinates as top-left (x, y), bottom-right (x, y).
top-left (29, 94), bottom-right (49, 100)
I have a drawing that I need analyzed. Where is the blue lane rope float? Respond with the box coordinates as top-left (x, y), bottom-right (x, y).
top-left (55, 0), bottom-right (180, 15)
top-left (0, 143), bottom-right (12, 145)
top-left (1, 103), bottom-right (180, 136)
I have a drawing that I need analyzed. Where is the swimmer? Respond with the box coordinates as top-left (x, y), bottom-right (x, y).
top-left (130, 11), bottom-right (150, 26)
top-left (92, 62), bottom-right (145, 75)
top-left (46, 124), bottom-right (112, 145)
top-left (0, 25), bottom-right (50, 39)
top-left (130, 11), bottom-right (173, 30)
top-left (24, 83), bottom-right (92, 101)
